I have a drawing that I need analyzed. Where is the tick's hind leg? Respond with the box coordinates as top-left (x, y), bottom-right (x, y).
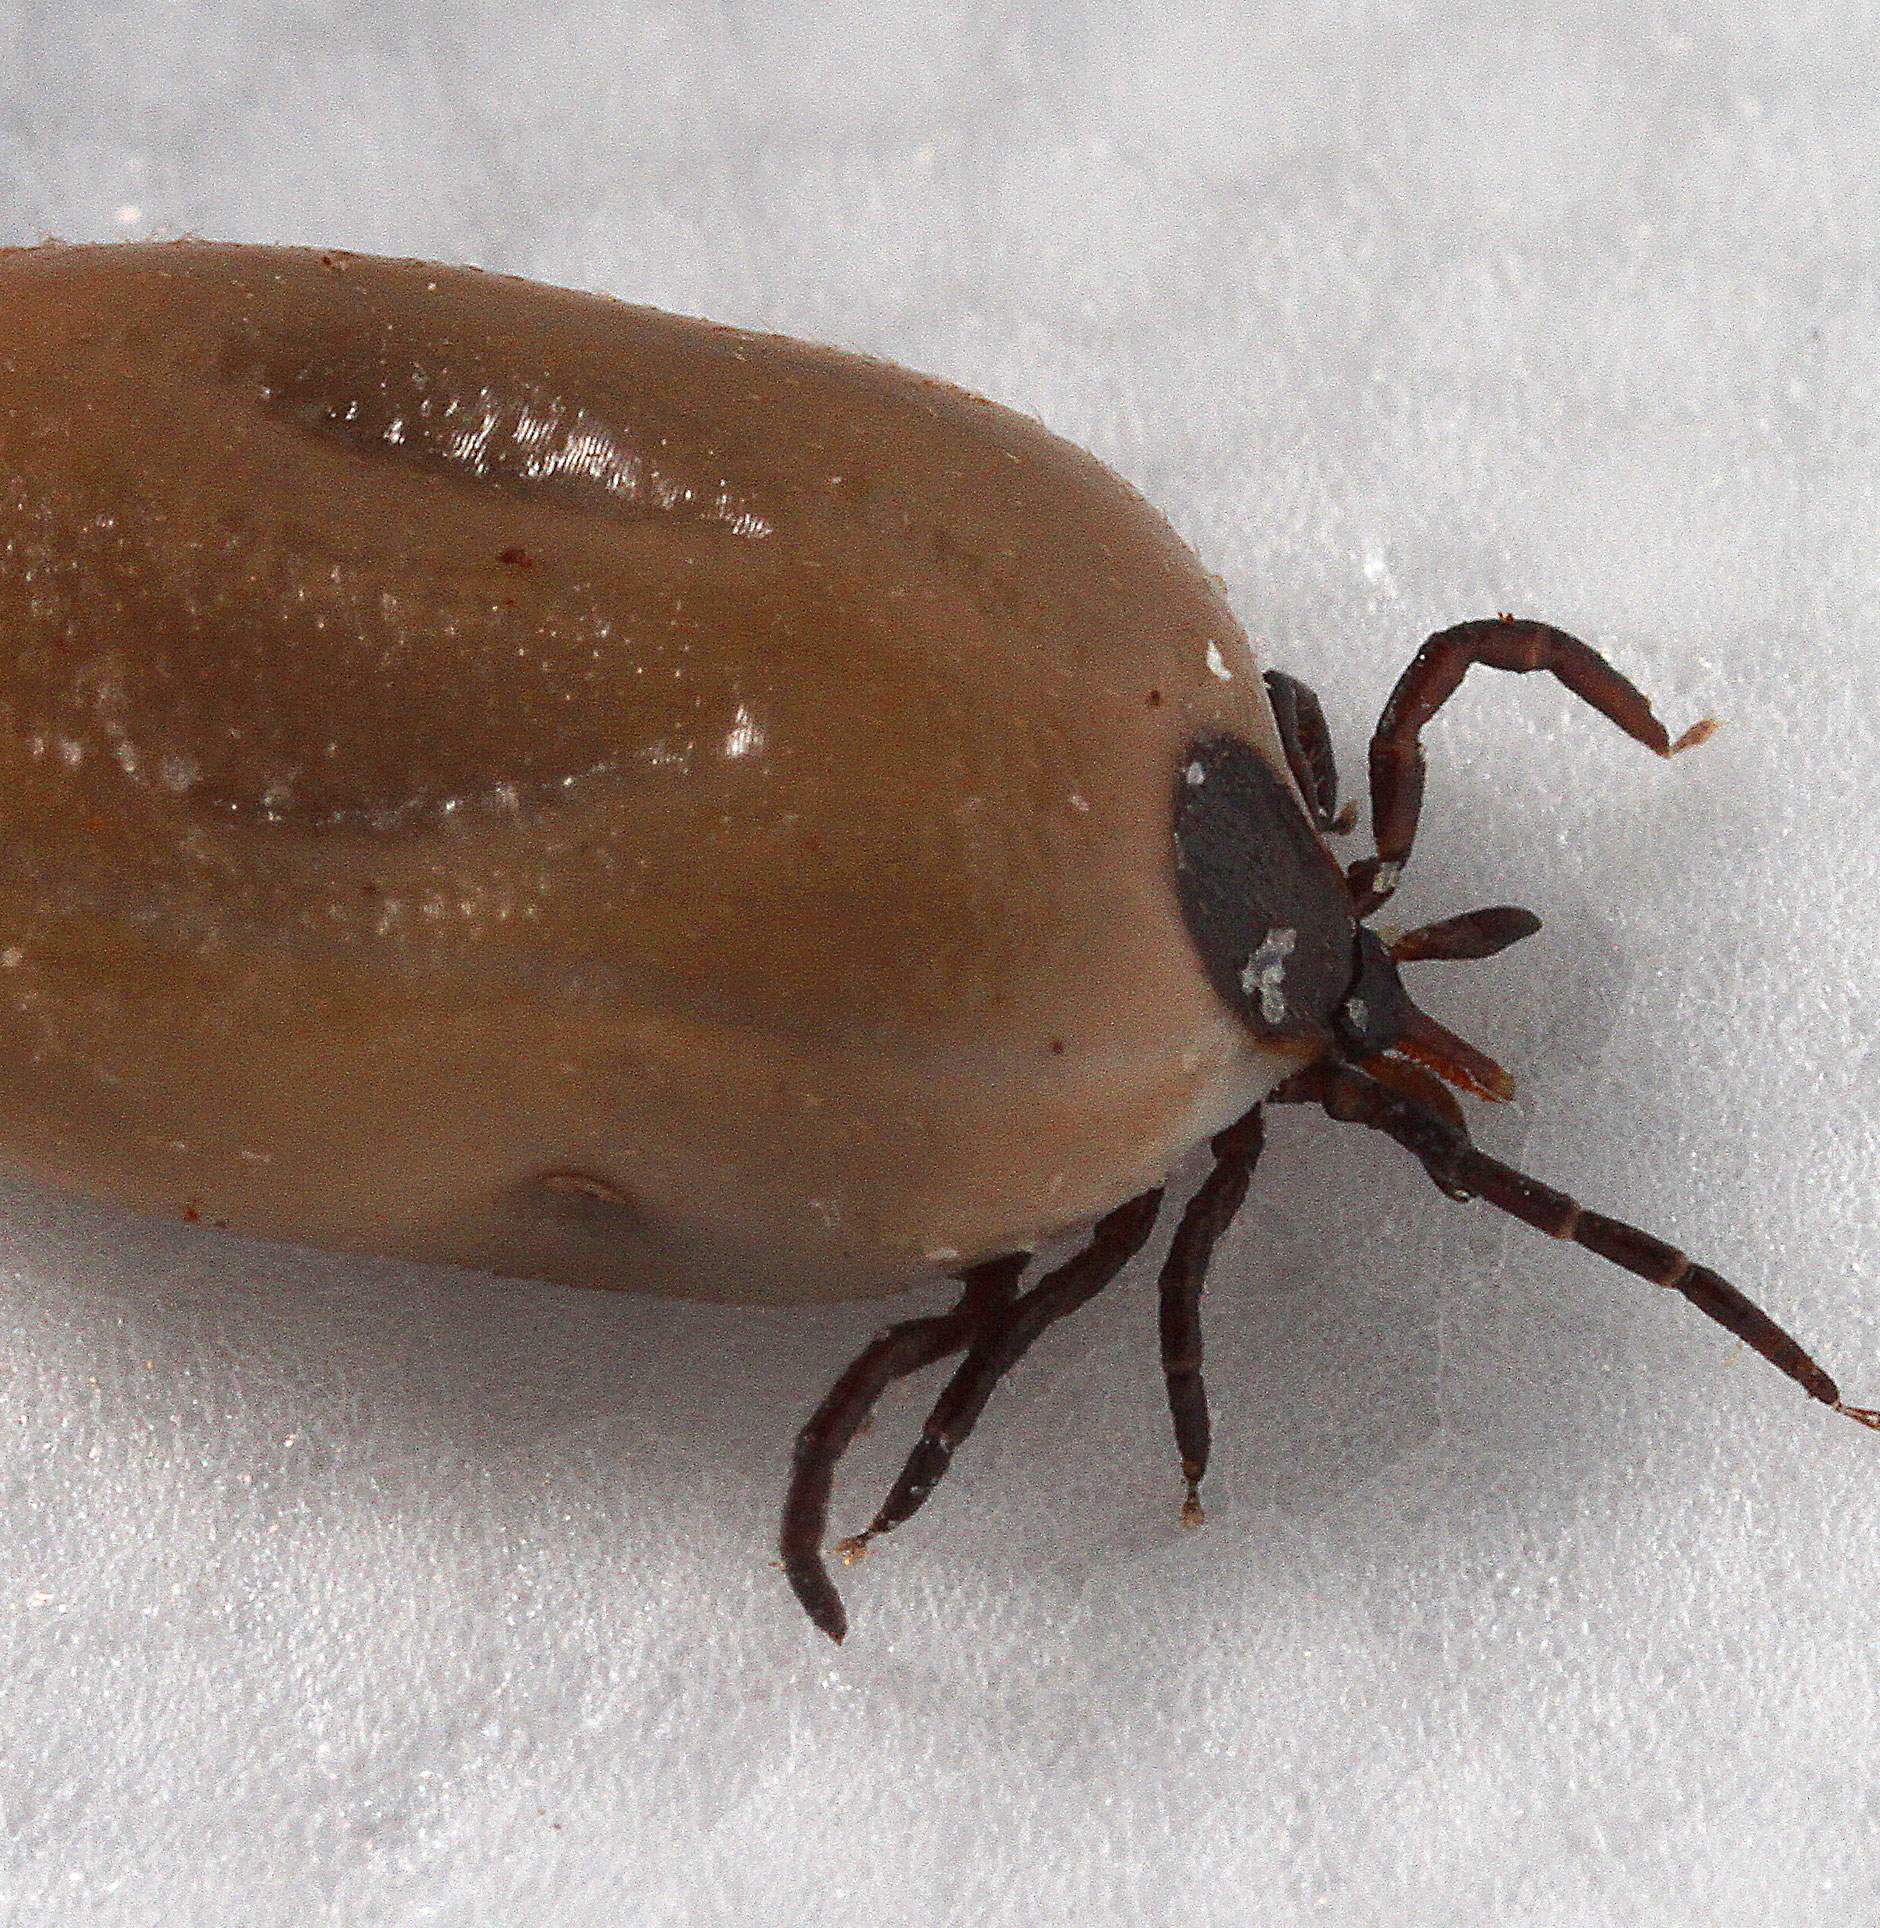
top-left (1350, 618), bottom-right (1716, 914)
top-left (838, 1188), bottom-right (1165, 1568)
top-left (1158, 1105), bottom-right (1265, 1526)
top-left (781, 1252), bottom-right (1026, 1643)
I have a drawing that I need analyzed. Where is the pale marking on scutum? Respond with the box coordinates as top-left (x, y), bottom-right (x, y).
top-left (1239, 927), bottom-right (1296, 1025)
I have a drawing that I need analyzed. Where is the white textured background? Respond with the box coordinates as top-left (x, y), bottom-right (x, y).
top-left (3, 4), bottom-right (1879, 1923)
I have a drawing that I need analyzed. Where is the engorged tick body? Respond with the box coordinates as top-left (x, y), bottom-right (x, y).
top-left (0, 239), bottom-right (1870, 1644)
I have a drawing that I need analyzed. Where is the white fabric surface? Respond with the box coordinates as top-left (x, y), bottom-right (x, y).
top-left (4, 4), bottom-right (1879, 1921)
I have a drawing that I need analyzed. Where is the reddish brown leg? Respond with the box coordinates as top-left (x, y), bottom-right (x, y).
top-left (842, 1189), bottom-right (1165, 1563)
top-left (1350, 618), bottom-right (1716, 914)
top-left (781, 1252), bottom-right (1026, 1643)
top-left (1273, 1061), bottom-right (1880, 1427)
top-left (1263, 669), bottom-right (1347, 832)
top-left (1159, 1105), bottom-right (1266, 1526)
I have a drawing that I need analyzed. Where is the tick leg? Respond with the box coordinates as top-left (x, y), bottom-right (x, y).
top-left (1263, 669), bottom-right (1349, 832)
top-left (1350, 618), bottom-right (1716, 914)
top-left (781, 1252), bottom-right (1026, 1643)
top-left (845, 1188), bottom-right (1166, 1560)
top-left (1274, 1061), bottom-right (1880, 1429)
top-left (1158, 1105), bottom-right (1265, 1526)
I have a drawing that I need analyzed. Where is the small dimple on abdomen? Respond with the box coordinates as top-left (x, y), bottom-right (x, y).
top-left (227, 328), bottom-right (774, 539)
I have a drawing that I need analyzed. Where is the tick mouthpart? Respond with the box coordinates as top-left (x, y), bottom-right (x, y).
top-left (1391, 1004), bottom-right (1517, 1103)
top-left (1389, 904), bottom-right (1542, 964)
top-left (1332, 924), bottom-right (1517, 1102)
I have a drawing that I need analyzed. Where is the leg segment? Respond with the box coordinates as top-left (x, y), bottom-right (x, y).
top-left (1274, 1061), bottom-right (1880, 1427)
top-left (1158, 1105), bottom-right (1266, 1526)
top-left (781, 1252), bottom-right (1026, 1643)
top-left (1263, 669), bottom-right (1348, 832)
top-left (846, 1188), bottom-right (1165, 1555)
top-left (1350, 618), bottom-right (1716, 914)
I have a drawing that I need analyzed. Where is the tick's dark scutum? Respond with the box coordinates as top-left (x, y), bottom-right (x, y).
top-left (1171, 734), bottom-right (1355, 1040)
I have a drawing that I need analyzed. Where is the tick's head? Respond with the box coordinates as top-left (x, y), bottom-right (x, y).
top-left (1326, 914), bottom-right (1539, 1103)
top-left (1173, 714), bottom-right (1537, 1105)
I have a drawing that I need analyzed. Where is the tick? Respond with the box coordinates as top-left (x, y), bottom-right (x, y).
top-left (0, 238), bottom-right (1869, 1645)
